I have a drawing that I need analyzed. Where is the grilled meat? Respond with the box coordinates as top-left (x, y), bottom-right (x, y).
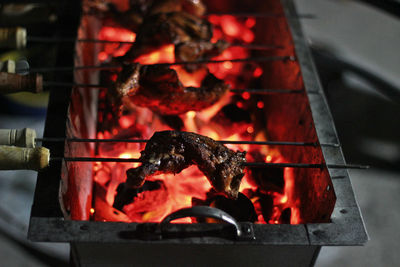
top-left (149, 0), bottom-right (206, 17)
top-left (125, 0), bottom-right (206, 31)
top-left (113, 63), bottom-right (141, 99)
top-left (122, 12), bottom-right (213, 60)
top-left (86, 0), bottom-right (206, 33)
top-left (175, 40), bottom-right (229, 63)
top-left (85, 1), bottom-right (147, 32)
top-left (174, 40), bottom-right (230, 72)
top-left (113, 5), bottom-right (228, 71)
top-left (113, 63), bottom-right (230, 115)
top-left (113, 131), bottom-right (247, 210)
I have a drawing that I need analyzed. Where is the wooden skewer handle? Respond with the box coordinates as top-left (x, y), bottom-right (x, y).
top-left (0, 128), bottom-right (36, 148)
top-left (0, 146), bottom-right (49, 171)
top-left (0, 72), bottom-right (43, 94)
top-left (0, 27), bottom-right (27, 49)
top-left (0, 60), bottom-right (16, 73)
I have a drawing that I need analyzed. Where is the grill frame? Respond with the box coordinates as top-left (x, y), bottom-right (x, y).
top-left (28, 0), bottom-right (367, 265)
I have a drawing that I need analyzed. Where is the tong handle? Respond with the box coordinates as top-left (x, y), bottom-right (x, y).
top-left (0, 72), bottom-right (42, 94)
top-left (161, 206), bottom-right (242, 237)
top-left (0, 128), bottom-right (36, 148)
top-left (0, 146), bottom-right (49, 171)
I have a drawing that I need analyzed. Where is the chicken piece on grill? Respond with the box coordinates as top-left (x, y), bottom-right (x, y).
top-left (113, 63), bottom-right (230, 115)
top-left (149, 0), bottom-right (206, 17)
top-left (175, 40), bottom-right (229, 62)
top-left (122, 11), bottom-right (213, 60)
top-left (174, 40), bottom-right (230, 72)
top-left (86, 0), bottom-right (206, 33)
top-left (113, 131), bottom-right (247, 210)
top-left (84, 0), bottom-right (148, 32)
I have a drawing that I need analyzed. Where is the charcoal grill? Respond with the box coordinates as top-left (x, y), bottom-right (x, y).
top-left (28, 0), bottom-right (368, 266)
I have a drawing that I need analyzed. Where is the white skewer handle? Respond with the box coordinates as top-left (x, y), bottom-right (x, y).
top-left (0, 128), bottom-right (36, 148)
top-left (0, 27), bottom-right (27, 49)
top-left (0, 146), bottom-right (49, 171)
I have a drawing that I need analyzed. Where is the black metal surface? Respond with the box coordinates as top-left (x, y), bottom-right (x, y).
top-left (71, 243), bottom-right (319, 267)
top-left (30, 0), bottom-right (81, 218)
top-left (282, 0), bottom-right (368, 244)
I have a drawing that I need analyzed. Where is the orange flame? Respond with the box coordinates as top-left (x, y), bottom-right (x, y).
top-left (134, 44), bottom-right (175, 64)
top-left (97, 26), bottom-right (136, 62)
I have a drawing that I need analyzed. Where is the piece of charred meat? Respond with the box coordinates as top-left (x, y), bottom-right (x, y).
top-left (149, 0), bottom-right (206, 17)
top-left (104, 63), bottom-right (141, 117)
top-left (122, 11), bottom-right (213, 60)
top-left (84, 1), bottom-right (148, 32)
top-left (86, 0), bottom-right (206, 34)
top-left (175, 40), bottom-right (229, 62)
top-left (112, 63), bottom-right (141, 100)
top-left (174, 40), bottom-right (230, 72)
top-left (113, 131), bottom-right (247, 210)
top-left (112, 63), bottom-right (230, 115)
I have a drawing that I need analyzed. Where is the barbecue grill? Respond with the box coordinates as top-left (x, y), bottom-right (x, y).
top-left (27, 0), bottom-right (368, 266)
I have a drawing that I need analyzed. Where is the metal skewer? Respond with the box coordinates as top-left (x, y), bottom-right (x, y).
top-left (0, 128), bottom-right (339, 147)
top-left (27, 36), bottom-right (283, 51)
top-left (1, 129), bottom-right (340, 148)
top-left (21, 56), bottom-right (295, 73)
top-left (80, 11), bottom-right (316, 19)
top-left (43, 81), bottom-right (108, 89)
top-left (50, 156), bottom-right (368, 169)
top-left (203, 12), bottom-right (316, 19)
top-left (243, 163), bottom-right (369, 169)
top-left (42, 81), bottom-right (303, 95)
top-left (35, 137), bottom-right (340, 147)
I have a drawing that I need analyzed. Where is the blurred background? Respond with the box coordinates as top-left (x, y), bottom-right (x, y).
top-left (295, 1), bottom-right (400, 266)
top-left (0, 0), bottom-right (399, 266)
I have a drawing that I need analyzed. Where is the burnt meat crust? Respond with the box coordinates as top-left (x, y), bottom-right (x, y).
top-left (113, 131), bottom-right (246, 210)
top-left (122, 11), bottom-right (213, 60)
top-left (112, 63), bottom-right (230, 115)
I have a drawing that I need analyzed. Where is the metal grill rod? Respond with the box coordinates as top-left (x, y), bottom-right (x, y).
top-left (36, 137), bottom-right (339, 147)
top-left (27, 37), bottom-right (283, 51)
top-left (23, 56), bottom-right (296, 73)
top-left (50, 157), bottom-right (368, 169)
top-left (204, 12), bottom-right (316, 19)
top-left (80, 11), bottom-right (316, 19)
top-left (42, 81), bottom-right (304, 95)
